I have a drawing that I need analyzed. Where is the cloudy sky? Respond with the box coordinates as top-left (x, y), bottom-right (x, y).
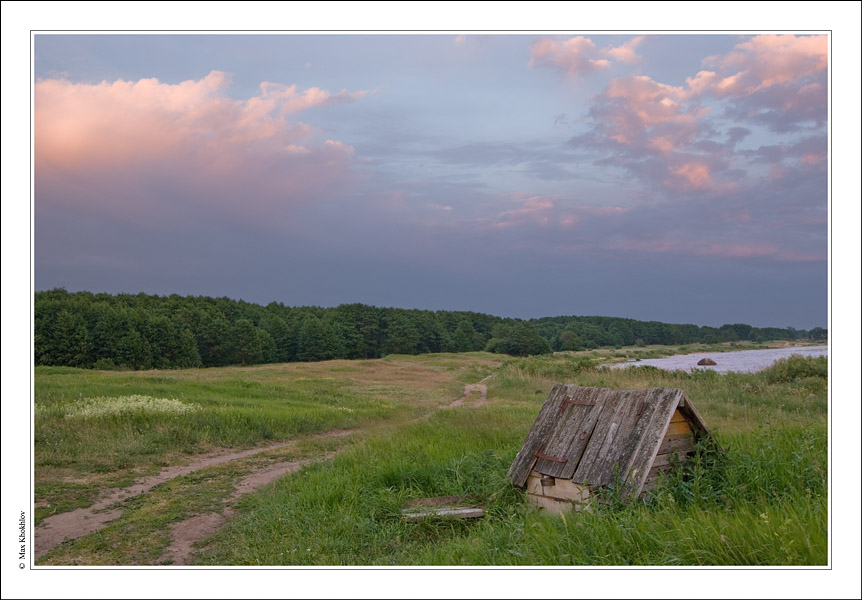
top-left (33, 32), bottom-right (828, 328)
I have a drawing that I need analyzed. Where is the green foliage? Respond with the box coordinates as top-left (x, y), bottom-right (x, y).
top-left (451, 319), bottom-right (481, 352)
top-left (296, 316), bottom-right (345, 362)
top-left (760, 355), bottom-right (828, 384)
top-left (490, 322), bottom-right (551, 357)
top-left (33, 289), bottom-right (826, 370)
top-left (194, 399), bottom-right (826, 566)
top-left (382, 313), bottom-right (420, 355)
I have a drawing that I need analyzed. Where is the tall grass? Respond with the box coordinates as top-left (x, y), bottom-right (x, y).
top-left (195, 401), bottom-right (826, 565)
top-left (35, 351), bottom-right (827, 565)
top-left (194, 353), bottom-right (826, 566)
top-left (35, 368), bottom-right (395, 474)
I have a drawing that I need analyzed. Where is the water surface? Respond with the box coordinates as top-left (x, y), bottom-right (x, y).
top-left (609, 345), bottom-right (828, 374)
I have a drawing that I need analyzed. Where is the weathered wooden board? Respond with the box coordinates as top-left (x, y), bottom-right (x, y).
top-left (658, 433), bottom-right (694, 455)
top-left (401, 507), bottom-right (485, 521)
top-left (666, 420), bottom-right (693, 436)
top-left (535, 387), bottom-right (605, 478)
top-left (620, 388), bottom-right (683, 498)
top-left (508, 384), bottom-right (572, 486)
top-left (639, 449), bottom-right (695, 496)
top-left (569, 390), bottom-right (627, 485)
top-left (678, 393), bottom-right (720, 451)
top-left (511, 385), bottom-right (714, 504)
top-left (572, 389), bottom-right (654, 486)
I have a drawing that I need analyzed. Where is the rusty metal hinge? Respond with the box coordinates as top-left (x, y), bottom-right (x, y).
top-left (558, 396), bottom-right (596, 413)
top-left (535, 444), bottom-right (568, 463)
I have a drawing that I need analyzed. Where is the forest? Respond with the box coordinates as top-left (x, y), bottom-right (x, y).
top-left (34, 289), bottom-right (828, 370)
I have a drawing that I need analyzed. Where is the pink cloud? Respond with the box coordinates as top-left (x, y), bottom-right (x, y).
top-left (666, 161), bottom-right (713, 190)
top-left (576, 72), bottom-right (729, 193)
top-left (530, 35), bottom-right (649, 78)
top-left (566, 34), bottom-right (827, 196)
top-left (529, 37), bottom-right (611, 79)
top-left (35, 71), bottom-right (366, 170)
top-left (705, 34), bottom-right (827, 95)
top-left (800, 152), bottom-right (826, 167)
top-left (604, 36), bottom-right (645, 65)
top-left (35, 72), bottom-right (367, 227)
top-left (694, 35), bottom-right (827, 131)
top-left (488, 196), bottom-right (631, 233)
top-left (605, 76), bottom-right (689, 124)
top-left (494, 196), bottom-right (556, 229)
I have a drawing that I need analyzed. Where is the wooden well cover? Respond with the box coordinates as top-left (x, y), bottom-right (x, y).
top-left (508, 385), bottom-right (712, 499)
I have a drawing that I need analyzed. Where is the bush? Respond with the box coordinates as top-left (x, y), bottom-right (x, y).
top-left (93, 358), bottom-right (118, 370)
top-left (760, 355), bottom-right (827, 384)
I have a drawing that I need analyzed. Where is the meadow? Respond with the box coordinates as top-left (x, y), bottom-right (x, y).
top-left (33, 345), bottom-right (827, 566)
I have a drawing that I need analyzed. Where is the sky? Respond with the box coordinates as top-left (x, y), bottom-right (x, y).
top-left (32, 32), bottom-right (830, 329)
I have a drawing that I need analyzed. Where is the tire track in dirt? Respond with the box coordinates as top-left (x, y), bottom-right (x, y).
top-left (166, 373), bottom-right (498, 564)
top-left (448, 374), bottom-right (493, 408)
top-left (163, 452), bottom-right (336, 565)
top-left (34, 429), bottom-right (355, 559)
top-left (38, 372), bottom-right (497, 563)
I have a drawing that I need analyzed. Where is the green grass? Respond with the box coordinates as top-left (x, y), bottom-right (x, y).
top-left (36, 370), bottom-right (390, 474)
top-left (34, 348), bottom-right (827, 566)
top-left (193, 406), bottom-right (825, 566)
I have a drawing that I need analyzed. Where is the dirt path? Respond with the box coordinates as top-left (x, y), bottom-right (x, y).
top-left (37, 373), bottom-right (496, 563)
top-left (448, 374), bottom-right (493, 408)
top-left (34, 429), bottom-right (354, 559)
top-left (163, 452), bottom-right (335, 565)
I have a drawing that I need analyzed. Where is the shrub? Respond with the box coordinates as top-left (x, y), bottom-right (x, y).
top-left (760, 355), bottom-right (827, 384)
top-left (93, 358), bottom-right (118, 370)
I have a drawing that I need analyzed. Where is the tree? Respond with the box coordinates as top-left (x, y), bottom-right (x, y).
top-left (451, 319), bottom-right (481, 352)
top-left (175, 328), bottom-right (203, 368)
top-left (296, 316), bottom-right (344, 362)
top-left (93, 306), bottom-right (131, 363)
top-left (233, 318), bottom-right (265, 366)
top-left (196, 312), bottom-right (233, 366)
top-left (144, 315), bottom-right (178, 368)
top-left (557, 330), bottom-right (583, 351)
top-left (51, 309), bottom-right (92, 367)
top-left (808, 327), bottom-right (827, 342)
top-left (381, 312), bottom-right (420, 355)
top-left (117, 328), bottom-right (152, 370)
top-left (493, 322), bottom-right (552, 357)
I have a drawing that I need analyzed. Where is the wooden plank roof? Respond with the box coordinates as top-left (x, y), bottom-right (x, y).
top-left (508, 385), bottom-right (711, 499)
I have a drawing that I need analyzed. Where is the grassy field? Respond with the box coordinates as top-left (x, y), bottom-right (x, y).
top-left (33, 345), bottom-right (827, 566)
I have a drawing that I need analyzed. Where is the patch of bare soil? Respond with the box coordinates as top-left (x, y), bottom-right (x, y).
top-left (163, 453), bottom-right (335, 565)
top-left (34, 430), bottom-right (354, 559)
top-left (37, 372), bottom-right (497, 564)
top-left (448, 375), bottom-right (492, 408)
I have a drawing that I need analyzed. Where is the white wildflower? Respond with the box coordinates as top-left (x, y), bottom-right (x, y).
top-left (63, 395), bottom-right (200, 419)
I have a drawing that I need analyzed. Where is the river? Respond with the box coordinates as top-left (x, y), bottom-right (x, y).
top-left (608, 345), bottom-right (828, 374)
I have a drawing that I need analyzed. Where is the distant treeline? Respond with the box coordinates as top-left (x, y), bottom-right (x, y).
top-left (34, 289), bottom-right (827, 370)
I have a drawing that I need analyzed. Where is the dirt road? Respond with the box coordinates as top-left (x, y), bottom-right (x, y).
top-left (36, 375), bottom-right (494, 564)
top-left (34, 430), bottom-right (354, 560)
